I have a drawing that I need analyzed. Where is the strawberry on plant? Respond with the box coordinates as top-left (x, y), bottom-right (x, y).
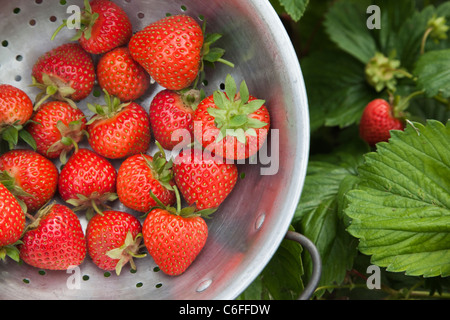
top-left (0, 149), bottom-right (58, 213)
top-left (97, 47), bottom-right (150, 102)
top-left (142, 185), bottom-right (213, 276)
top-left (52, 0), bottom-right (132, 55)
top-left (0, 183), bottom-right (26, 262)
top-left (58, 148), bottom-right (117, 219)
top-left (359, 98), bottom-right (405, 146)
top-left (26, 101), bottom-right (87, 163)
top-left (87, 90), bottom-right (151, 159)
top-left (116, 143), bottom-right (175, 213)
top-left (129, 14), bottom-right (234, 91)
top-left (0, 84), bottom-right (35, 150)
top-left (193, 74), bottom-right (270, 160)
top-left (149, 89), bottom-right (202, 150)
top-left (31, 43), bottom-right (95, 108)
top-left (86, 210), bottom-right (146, 275)
top-left (173, 148), bottom-right (238, 210)
top-left (19, 203), bottom-right (86, 270)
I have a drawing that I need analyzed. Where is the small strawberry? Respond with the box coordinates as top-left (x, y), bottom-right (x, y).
top-left (31, 43), bottom-right (95, 108)
top-left (86, 210), bottom-right (145, 275)
top-left (86, 90), bottom-right (151, 159)
top-left (0, 183), bottom-right (26, 262)
top-left (52, 0), bottom-right (132, 55)
top-left (0, 149), bottom-right (59, 213)
top-left (129, 14), bottom-right (234, 91)
top-left (193, 74), bottom-right (270, 160)
top-left (173, 148), bottom-right (238, 210)
top-left (0, 84), bottom-right (35, 150)
top-left (142, 186), bottom-right (213, 276)
top-left (359, 98), bottom-right (405, 146)
top-left (149, 89), bottom-right (202, 150)
top-left (26, 101), bottom-right (87, 163)
top-left (97, 47), bottom-right (150, 102)
top-left (19, 203), bottom-right (87, 270)
top-left (116, 143), bottom-right (175, 213)
top-left (58, 148), bottom-right (117, 219)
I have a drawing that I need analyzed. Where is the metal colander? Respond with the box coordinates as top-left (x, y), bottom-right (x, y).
top-left (0, 0), bottom-right (318, 300)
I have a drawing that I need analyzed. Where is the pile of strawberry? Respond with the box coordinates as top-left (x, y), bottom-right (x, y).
top-left (0, 0), bottom-right (271, 278)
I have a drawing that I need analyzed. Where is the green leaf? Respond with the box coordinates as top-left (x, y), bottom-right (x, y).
top-left (345, 120), bottom-right (450, 277)
top-left (414, 48), bottom-right (450, 98)
top-left (324, 0), bottom-right (377, 64)
top-left (278, 0), bottom-right (310, 22)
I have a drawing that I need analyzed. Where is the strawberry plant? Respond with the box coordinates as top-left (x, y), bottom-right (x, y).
top-left (240, 0), bottom-right (450, 300)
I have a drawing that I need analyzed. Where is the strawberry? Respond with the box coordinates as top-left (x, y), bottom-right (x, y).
top-left (58, 148), bottom-right (117, 219)
top-left (129, 14), bottom-right (234, 91)
top-left (52, 0), bottom-right (132, 55)
top-left (0, 149), bottom-right (58, 213)
top-left (0, 183), bottom-right (26, 262)
top-left (86, 210), bottom-right (145, 275)
top-left (26, 101), bottom-right (87, 163)
top-left (97, 47), bottom-right (150, 102)
top-left (19, 203), bottom-right (87, 270)
top-left (142, 186), bottom-right (213, 276)
top-left (173, 148), bottom-right (238, 210)
top-left (193, 74), bottom-right (270, 160)
top-left (31, 43), bottom-right (95, 108)
top-left (116, 143), bottom-right (175, 213)
top-left (86, 90), bottom-right (151, 159)
top-left (359, 99), bottom-right (405, 146)
top-left (0, 84), bottom-right (35, 150)
top-left (149, 89), bottom-right (202, 150)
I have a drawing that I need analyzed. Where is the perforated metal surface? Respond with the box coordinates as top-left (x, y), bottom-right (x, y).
top-left (0, 0), bottom-right (310, 300)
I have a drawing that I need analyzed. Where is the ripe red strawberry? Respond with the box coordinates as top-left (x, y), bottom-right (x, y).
top-left (149, 89), bottom-right (202, 150)
top-left (117, 145), bottom-right (175, 213)
top-left (0, 149), bottom-right (58, 213)
top-left (31, 43), bottom-right (95, 108)
top-left (86, 210), bottom-right (145, 275)
top-left (0, 84), bottom-right (34, 150)
top-left (19, 203), bottom-right (87, 270)
top-left (359, 99), bottom-right (405, 146)
top-left (87, 91), bottom-right (151, 159)
top-left (0, 183), bottom-right (26, 262)
top-left (193, 74), bottom-right (270, 160)
top-left (52, 0), bottom-right (132, 55)
top-left (97, 47), bottom-right (150, 102)
top-left (58, 148), bottom-right (117, 219)
top-left (129, 14), bottom-right (234, 91)
top-left (142, 186), bottom-right (212, 276)
top-left (173, 148), bottom-right (238, 210)
top-left (26, 101), bottom-right (87, 163)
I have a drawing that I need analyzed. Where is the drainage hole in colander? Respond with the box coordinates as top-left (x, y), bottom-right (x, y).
top-left (1, 41), bottom-right (8, 47)
top-left (60, 0), bottom-right (67, 5)
top-left (13, 8), bottom-right (21, 14)
top-left (29, 19), bottom-right (37, 27)
top-left (38, 270), bottom-right (46, 276)
top-left (16, 55), bottom-right (23, 62)
top-left (35, 0), bottom-right (43, 5)
top-left (49, 16), bottom-right (58, 23)
top-left (15, 75), bottom-right (22, 82)
top-left (137, 12), bottom-right (145, 19)
top-left (23, 278), bottom-right (30, 284)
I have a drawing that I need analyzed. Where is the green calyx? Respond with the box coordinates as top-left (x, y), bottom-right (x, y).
top-left (0, 240), bottom-right (23, 263)
top-left (66, 192), bottom-right (119, 220)
top-left (51, 0), bottom-right (100, 42)
top-left (365, 52), bottom-right (412, 93)
top-left (0, 120), bottom-right (37, 151)
top-left (148, 184), bottom-right (216, 220)
top-left (105, 231), bottom-right (147, 276)
top-left (143, 141), bottom-right (174, 192)
top-left (87, 89), bottom-right (130, 123)
top-left (191, 19), bottom-right (235, 90)
top-left (421, 14), bottom-right (450, 54)
top-left (207, 74), bottom-right (267, 144)
top-left (47, 119), bottom-right (88, 164)
top-left (31, 75), bottom-right (77, 110)
top-left (0, 171), bottom-right (32, 214)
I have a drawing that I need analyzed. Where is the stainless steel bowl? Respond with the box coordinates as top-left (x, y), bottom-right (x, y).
top-left (0, 0), bottom-right (313, 300)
